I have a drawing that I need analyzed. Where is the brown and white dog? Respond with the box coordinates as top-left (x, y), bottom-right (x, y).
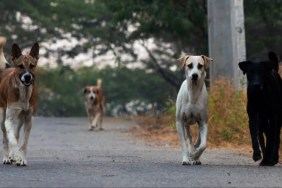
top-left (0, 37), bottom-right (39, 166)
top-left (84, 79), bottom-right (105, 131)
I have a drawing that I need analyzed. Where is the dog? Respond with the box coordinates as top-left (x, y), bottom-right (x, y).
top-left (84, 79), bottom-right (105, 131)
top-left (0, 37), bottom-right (39, 166)
top-left (176, 55), bottom-right (213, 165)
top-left (239, 52), bottom-right (282, 166)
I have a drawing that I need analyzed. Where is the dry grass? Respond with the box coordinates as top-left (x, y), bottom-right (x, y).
top-left (132, 78), bottom-right (282, 159)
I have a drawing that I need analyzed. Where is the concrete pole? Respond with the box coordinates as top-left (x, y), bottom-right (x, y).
top-left (208, 0), bottom-right (246, 89)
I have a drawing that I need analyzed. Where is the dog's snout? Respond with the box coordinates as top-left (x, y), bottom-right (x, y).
top-left (20, 72), bottom-right (33, 86)
top-left (90, 96), bottom-right (94, 100)
top-left (192, 74), bottom-right (198, 80)
top-left (24, 74), bottom-right (32, 82)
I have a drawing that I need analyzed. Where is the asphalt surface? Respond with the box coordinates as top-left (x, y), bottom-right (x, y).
top-left (0, 117), bottom-right (281, 187)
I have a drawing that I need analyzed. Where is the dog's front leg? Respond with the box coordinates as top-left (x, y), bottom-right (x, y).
top-left (5, 108), bottom-right (23, 165)
top-left (249, 115), bottom-right (261, 161)
top-left (176, 120), bottom-right (189, 165)
top-left (19, 115), bottom-right (33, 166)
top-left (0, 108), bottom-right (11, 164)
top-left (85, 104), bottom-right (94, 130)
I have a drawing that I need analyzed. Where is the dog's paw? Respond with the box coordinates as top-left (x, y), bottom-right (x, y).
top-left (9, 149), bottom-right (25, 166)
top-left (253, 151), bottom-right (262, 162)
top-left (17, 158), bottom-right (27, 166)
top-left (99, 127), bottom-right (104, 131)
top-left (188, 159), bottom-right (201, 165)
top-left (182, 160), bottom-right (190, 165)
top-left (88, 127), bottom-right (94, 131)
top-left (3, 157), bottom-right (12, 165)
top-left (259, 159), bottom-right (277, 166)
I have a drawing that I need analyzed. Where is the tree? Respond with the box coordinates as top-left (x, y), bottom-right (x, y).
top-left (0, 0), bottom-right (208, 92)
top-left (244, 0), bottom-right (282, 60)
top-left (1, 0), bottom-right (282, 92)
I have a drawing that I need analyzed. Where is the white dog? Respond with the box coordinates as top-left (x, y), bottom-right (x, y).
top-left (176, 55), bottom-right (213, 165)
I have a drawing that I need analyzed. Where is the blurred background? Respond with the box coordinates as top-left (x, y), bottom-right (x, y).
top-left (0, 0), bottom-right (281, 118)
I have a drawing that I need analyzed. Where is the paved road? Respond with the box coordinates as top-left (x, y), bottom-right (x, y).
top-left (0, 117), bottom-right (281, 187)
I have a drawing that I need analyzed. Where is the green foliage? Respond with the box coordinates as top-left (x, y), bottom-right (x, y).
top-left (37, 66), bottom-right (175, 117)
top-left (244, 0), bottom-right (282, 58)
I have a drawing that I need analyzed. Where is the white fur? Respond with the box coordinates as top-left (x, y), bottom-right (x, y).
top-left (176, 55), bottom-right (211, 165)
top-left (0, 83), bottom-right (34, 166)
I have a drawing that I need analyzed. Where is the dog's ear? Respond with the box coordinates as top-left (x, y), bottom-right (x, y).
top-left (268, 51), bottom-right (279, 71)
top-left (268, 51), bottom-right (279, 63)
top-left (83, 87), bottom-right (88, 94)
top-left (201, 55), bottom-right (213, 70)
top-left (11, 43), bottom-right (22, 61)
top-left (238, 61), bottom-right (250, 75)
top-left (177, 56), bottom-right (189, 69)
top-left (29, 42), bottom-right (39, 60)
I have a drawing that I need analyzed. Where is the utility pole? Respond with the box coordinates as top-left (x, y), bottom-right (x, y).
top-left (208, 0), bottom-right (246, 89)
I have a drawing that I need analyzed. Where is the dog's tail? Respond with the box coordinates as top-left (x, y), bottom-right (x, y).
top-left (0, 37), bottom-right (8, 71)
top-left (97, 79), bottom-right (102, 89)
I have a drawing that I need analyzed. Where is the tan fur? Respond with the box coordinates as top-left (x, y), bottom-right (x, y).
top-left (84, 79), bottom-right (105, 130)
top-left (178, 55), bottom-right (213, 70)
top-left (278, 64), bottom-right (282, 79)
top-left (0, 68), bottom-right (38, 112)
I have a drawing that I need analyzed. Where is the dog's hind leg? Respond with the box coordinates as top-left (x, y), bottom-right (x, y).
top-left (184, 125), bottom-right (195, 156)
top-left (176, 120), bottom-right (189, 165)
top-left (190, 122), bottom-right (207, 165)
top-left (260, 115), bottom-right (279, 166)
top-left (194, 129), bottom-right (201, 148)
top-left (98, 113), bottom-right (104, 130)
top-left (0, 108), bottom-right (11, 164)
top-left (15, 118), bottom-right (23, 142)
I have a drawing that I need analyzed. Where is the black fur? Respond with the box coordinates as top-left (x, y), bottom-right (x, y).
top-left (239, 52), bottom-right (282, 166)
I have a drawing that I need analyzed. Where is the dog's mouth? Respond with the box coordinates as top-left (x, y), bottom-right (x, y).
top-left (21, 80), bottom-right (32, 86)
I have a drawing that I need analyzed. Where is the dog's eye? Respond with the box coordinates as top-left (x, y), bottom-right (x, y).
top-left (198, 64), bottom-right (203, 69)
top-left (187, 64), bottom-right (193, 69)
top-left (30, 64), bottom-right (35, 69)
top-left (18, 64), bottom-right (24, 69)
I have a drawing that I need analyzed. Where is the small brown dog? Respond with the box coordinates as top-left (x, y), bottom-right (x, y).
top-left (84, 79), bottom-right (105, 131)
top-left (0, 37), bottom-right (39, 166)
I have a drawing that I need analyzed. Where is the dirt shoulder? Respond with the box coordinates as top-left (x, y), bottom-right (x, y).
top-left (131, 115), bottom-right (261, 156)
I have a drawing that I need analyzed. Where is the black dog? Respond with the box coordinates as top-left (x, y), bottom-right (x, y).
top-left (239, 52), bottom-right (282, 166)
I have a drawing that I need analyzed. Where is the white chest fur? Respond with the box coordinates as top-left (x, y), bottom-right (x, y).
top-left (10, 84), bottom-right (33, 111)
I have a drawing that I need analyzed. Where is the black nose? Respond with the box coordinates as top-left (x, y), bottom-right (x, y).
top-left (192, 74), bottom-right (198, 80)
top-left (90, 96), bottom-right (94, 100)
top-left (24, 74), bottom-right (32, 82)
